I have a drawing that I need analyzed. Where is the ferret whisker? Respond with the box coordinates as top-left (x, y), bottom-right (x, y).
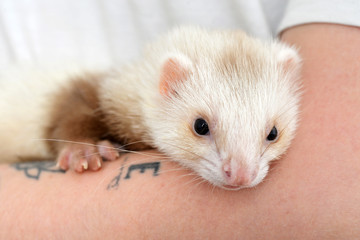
top-left (273, 103), bottom-right (297, 123)
top-left (192, 178), bottom-right (207, 190)
top-left (81, 152), bottom-right (171, 162)
top-left (185, 177), bottom-right (207, 196)
top-left (279, 117), bottom-right (296, 137)
top-left (177, 171), bottom-right (199, 179)
top-left (34, 138), bottom-right (175, 159)
top-left (117, 149), bottom-right (173, 159)
top-left (117, 140), bottom-right (150, 148)
top-left (159, 141), bottom-right (214, 165)
top-left (33, 138), bottom-right (99, 147)
top-left (158, 167), bottom-right (187, 175)
top-left (260, 144), bottom-right (271, 158)
top-left (167, 171), bottom-right (199, 187)
top-left (181, 175), bottom-right (203, 189)
top-left (210, 183), bottom-right (218, 195)
top-left (102, 148), bottom-right (172, 160)
top-left (162, 173), bottom-right (199, 194)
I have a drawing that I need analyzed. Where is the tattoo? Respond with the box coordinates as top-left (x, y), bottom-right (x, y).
top-left (107, 156), bottom-right (128, 190)
top-left (12, 161), bottom-right (65, 180)
top-left (107, 158), bottom-right (161, 190)
top-left (124, 162), bottom-right (160, 179)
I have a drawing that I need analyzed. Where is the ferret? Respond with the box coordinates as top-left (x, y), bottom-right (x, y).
top-left (0, 26), bottom-right (301, 189)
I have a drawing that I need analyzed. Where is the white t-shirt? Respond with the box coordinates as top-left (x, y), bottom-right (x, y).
top-left (278, 0), bottom-right (360, 33)
top-left (0, 0), bottom-right (359, 67)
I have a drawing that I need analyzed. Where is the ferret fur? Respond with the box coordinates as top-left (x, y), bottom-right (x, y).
top-left (0, 26), bottom-right (301, 188)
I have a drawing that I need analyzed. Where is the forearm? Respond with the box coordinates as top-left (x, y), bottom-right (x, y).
top-left (0, 152), bottom-right (185, 239)
top-left (2, 151), bottom-right (243, 239)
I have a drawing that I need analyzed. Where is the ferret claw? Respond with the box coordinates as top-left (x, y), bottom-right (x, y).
top-left (82, 161), bottom-right (88, 170)
top-left (56, 140), bottom-right (119, 173)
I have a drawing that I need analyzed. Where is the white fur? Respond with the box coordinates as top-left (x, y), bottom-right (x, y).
top-left (0, 63), bottom-right (107, 162)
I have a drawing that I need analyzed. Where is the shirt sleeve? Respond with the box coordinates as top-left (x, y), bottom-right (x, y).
top-left (277, 0), bottom-right (360, 34)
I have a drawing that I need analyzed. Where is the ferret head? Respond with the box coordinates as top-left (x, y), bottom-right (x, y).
top-left (149, 28), bottom-right (302, 189)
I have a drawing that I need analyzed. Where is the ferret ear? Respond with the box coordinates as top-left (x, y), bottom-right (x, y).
top-left (277, 46), bottom-right (301, 72)
top-left (159, 53), bottom-right (193, 96)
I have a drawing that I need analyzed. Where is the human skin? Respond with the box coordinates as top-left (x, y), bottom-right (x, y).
top-left (0, 23), bottom-right (359, 239)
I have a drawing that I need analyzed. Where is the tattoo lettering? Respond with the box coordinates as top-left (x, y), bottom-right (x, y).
top-left (124, 162), bottom-right (160, 179)
top-left (107, 160), bottom-right (161, 190)
top-left (107, 156), bottom-right (128, 190)
top-left (12, 161), bottom-right (65, 180)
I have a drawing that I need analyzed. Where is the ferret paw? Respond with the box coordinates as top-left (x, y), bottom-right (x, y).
top-left (56, 140), bottom-right (120, 172)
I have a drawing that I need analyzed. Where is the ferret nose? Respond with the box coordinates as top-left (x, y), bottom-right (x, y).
top-left (222, 163), bottom-right (258, 186)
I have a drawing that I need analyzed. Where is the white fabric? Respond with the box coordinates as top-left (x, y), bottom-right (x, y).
top-left (0, 0), bottom-right (286, 66)
top-left (0, 0), bottom-right (358, 67)
top-left (278, 0), bottom-right (360, 33)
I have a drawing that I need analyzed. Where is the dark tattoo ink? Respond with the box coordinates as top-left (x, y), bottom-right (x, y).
top-left (124, 162), bottom-right (160, 179)
top-left (12, 161), bottom-right (65, 180)
top-left (107, 156), bottom-right (128, 190)
top-left (107, 160), bottom-right (161, 190)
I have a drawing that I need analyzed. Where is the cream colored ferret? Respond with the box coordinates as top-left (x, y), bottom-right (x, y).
top-left (0, 26), bottom-right (301, 189)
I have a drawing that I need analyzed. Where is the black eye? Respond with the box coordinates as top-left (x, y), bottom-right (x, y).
top-left (266, 126), bottom-right (278, 141)
top-left (194, 118), bottom-right (209, 136)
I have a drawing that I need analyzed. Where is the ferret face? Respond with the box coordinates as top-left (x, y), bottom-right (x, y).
top-left (152, 37), bottom-right (301, 189)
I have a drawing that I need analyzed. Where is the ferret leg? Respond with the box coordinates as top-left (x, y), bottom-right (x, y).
top-left (45, 74), bottom-right (119, 172)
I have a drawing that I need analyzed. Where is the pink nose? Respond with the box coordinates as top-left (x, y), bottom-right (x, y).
top-left (223, 163), bottom-right (257, 186)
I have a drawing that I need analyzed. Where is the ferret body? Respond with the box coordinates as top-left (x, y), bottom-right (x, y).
top-left (0, 26), bottom-right (301, 189)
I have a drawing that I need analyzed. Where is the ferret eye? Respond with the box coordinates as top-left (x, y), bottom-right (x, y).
top-left (266, 126), bottom-right (278, 141)
top-left (194, 118), bottom-right (209, 136)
